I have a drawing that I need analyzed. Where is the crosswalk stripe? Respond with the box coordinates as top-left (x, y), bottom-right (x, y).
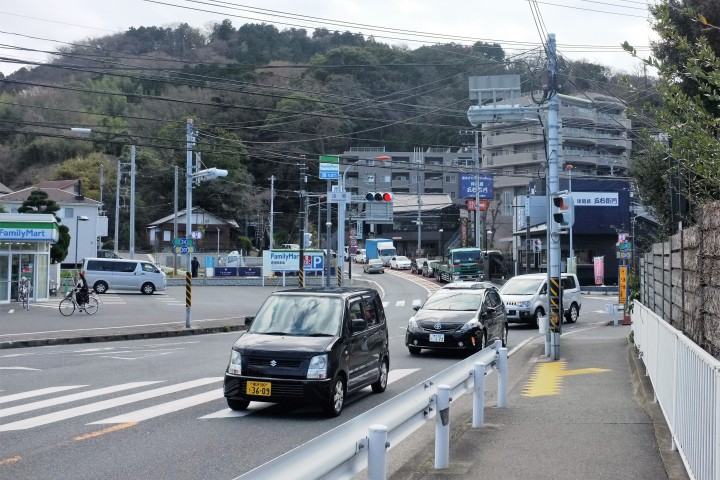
top-left (382, 302), bottom-right (389, 308)
top-left (90, 389), bottom-right (224, 424)
top-left (0, 386), bottom-right (87, 405)
top-left (0, 378), bottom-right (221, 432)
top-left (395, 300), bottom-right (406, 307)
top-left (412, 299), bottom-right (422, 306)
top-left (0, 382), bottom-right (160, 419)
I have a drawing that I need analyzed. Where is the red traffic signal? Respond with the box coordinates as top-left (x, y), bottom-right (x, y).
top-left (366, 192), bottom-right (394, 202)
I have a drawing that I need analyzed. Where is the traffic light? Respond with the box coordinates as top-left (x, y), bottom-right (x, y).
top-left (365, 192), bottom-right (394, 202)
top-left (552, 193), bottom-right (574, 228)
top-left (303, 232), bottom-right (312, 248)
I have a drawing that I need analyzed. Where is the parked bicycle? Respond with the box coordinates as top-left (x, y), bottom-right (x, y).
top-left (59, 287), bottom-right (99, 316)
top-left (18, 277), bottom-right (32, 310)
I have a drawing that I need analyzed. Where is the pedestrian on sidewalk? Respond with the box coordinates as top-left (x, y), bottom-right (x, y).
top-left (191, 256), bottom-right (200, 278)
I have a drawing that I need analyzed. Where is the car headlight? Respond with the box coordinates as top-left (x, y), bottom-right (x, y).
top-left (518, 301), bottom-right (530, 308)
top-left (227, 350), bottom-right (242, 375)
top-left (408, 317), bottom-right (420, 333)
top-left (459, 318), bottom-right (480, 332)
top-left (307, 354), bottom-right (328, 379)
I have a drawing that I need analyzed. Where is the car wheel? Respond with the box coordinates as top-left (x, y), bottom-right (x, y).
top-left (534, 307), bottom-right (545, 326)
top-left (408, 346), bottom-right (422, 355)
top-left (141, 282), bottom-right (155, 295)
top-left (371, 358), bottom-right (389, 393)
top-left (501, 323), bottom-right (509, 347)
top-left (565, 303), bottom-right (579, 323)
top-left (323, 375), bottom-right (346, 417)
top-left (227, 398), bottom-right (250, 411)
top-left (93, 281), bottom-right (108, 294)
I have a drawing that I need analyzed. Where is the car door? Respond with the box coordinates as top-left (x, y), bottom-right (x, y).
top-left (345, 296), bottom-right (371, 390)
top-left (361, 294), bottom-right (386, 379)
top-left (484, 290), bottom-right (505, 341)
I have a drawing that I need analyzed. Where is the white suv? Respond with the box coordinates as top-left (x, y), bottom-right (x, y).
top-left (498, 273), bottom-right (582, 325)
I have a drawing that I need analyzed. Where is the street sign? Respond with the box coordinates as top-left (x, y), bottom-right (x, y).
top-left (330, 191), bottom-right (351, 203)
top-left (319, 156), bottom-right (340, 180)
top-left (174, 246), bottom-right (196, 254)
top-left (172, 238), bottom-right (194, 247)
top-left (191, 231), bottom-right (203, 239)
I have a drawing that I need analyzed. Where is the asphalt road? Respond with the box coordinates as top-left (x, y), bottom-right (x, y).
top-left (0, 264), bottom-right (616, 479)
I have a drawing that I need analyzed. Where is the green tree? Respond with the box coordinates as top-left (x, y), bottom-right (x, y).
top-left (18, 189), bottom-right (71, 263)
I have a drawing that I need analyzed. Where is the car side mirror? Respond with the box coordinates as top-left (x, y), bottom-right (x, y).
top-left (351, 318), bottom-right (368, 333)
top-left (485, 307), bottom-right (496, 316)
top-left (413, 305), bottom-right (421, 311)
top-left (244, 316), bottom-right (254, 327)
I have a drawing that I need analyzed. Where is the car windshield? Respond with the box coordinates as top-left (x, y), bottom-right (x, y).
top-left (396, 256), bottom-right (409, 262)
top-left (452, 251), bottom-right (481, 263)
top-left (501, 277), bottom-right (544, 295)
top-left (369, 260), bottom-right (382, 265)
top-left (249, 295), bottom-right (343, 336)
top-left (423, 292), bottom-right (482, 311)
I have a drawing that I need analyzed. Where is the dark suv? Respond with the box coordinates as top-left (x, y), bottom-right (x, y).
top-left (224, 287), bottom-right (390, 417)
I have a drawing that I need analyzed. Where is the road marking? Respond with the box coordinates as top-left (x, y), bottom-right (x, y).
top-left (0, 455), bottom-right (21, 465)
top-left (521, 361), bottom-right (610, 397)
top-left (0, 378), bottom-right (221, 432)
top-left (90, 389), bottom-right (224, 424)
top-left (0, 382), bottom-right (161, 419)
top-left (0, 386), bottom-right (87, 405)
top-left (199, 402), bottom-right (274, 419)
top-left (0, 367), bottom-right (41, 371)
top-left (382, 302), bottom-right (389, 308)
top-left (74, 422), bottom-right (137, 440)
top-left (361, 368), bottom-right (417, 392)
top-left (8, 309), bottom-right (14, 314)
top-left (395, 300), bottom-right (406, 307)
top-left (412, 299), bottom-right (422, 306)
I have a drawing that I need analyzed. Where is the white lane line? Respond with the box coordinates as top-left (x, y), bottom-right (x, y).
top-left (362, 368), bottom-right (417, 392)
top-left (199, 402), bottom-right (275, 419)
top-left (412, 299), bottom-right (422, 306)
top-left (0, 367), bottom-right (41, 371)
top-left (0, 386), bottom-right (87, 405)
top-left (90, 389), bottom-right (224, 424)
top-left (0, 382), bottom-right (161, 419)
top-left (8, 309), bottom-right (14, 314)
top-left (0, 378), bottom-right (221, 432)
top-left (382, 302), bottom-right (389, 308)
top-left (395, 300), bottom-right (406, 307)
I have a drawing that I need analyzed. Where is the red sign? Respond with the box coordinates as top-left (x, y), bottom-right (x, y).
top-left (303, 255), bottom-right (313, 267)
top-left (466, 199), bottom-right (489, 211)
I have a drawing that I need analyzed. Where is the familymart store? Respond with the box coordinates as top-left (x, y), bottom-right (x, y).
top-left (0, 213), bottom-right (58, 303)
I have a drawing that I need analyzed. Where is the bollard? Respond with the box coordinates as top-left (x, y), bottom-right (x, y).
top-left (497, 346), bottom-right (508, 408)
top-left (435, 385), bottom-right (451, 469)
top-left (472, 362), bottom-right (485, 428)
top-left (367, 424), bottom-right (389, 480)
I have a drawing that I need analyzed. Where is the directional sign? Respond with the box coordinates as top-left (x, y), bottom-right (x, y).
top-left (174, 246), bottom-right (197, 254)
top-left (172, 238), bottom-right (194, 247)
top-left (330, 191), bottom-right (351, 203)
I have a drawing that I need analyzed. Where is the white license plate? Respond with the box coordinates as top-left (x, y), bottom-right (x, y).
top-left (429, 333), bottom-right (444, 342)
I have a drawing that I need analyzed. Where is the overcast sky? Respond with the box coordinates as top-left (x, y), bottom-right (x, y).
top-left (0, 0), bottom-right (657, 77)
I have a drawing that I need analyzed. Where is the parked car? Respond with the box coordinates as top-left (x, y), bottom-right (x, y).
top-left (363, 259), bottom-right (385, 274)
top-left (410, 257), bottom-right (428, 274)
top-left (422, 260), bottom-right (439, 278)
top-left (440, 280), bottom-right (496, 291)
top-left (405, 284), bottom-right (508, 355)
top-left (389, 256), bottom-right (412, 270)
top-left (224, 287), bottom-right (390, 417)
top-left (498, 273), bottom-right (582, 325)
top-left (96, 249), bottom-right (122, 259)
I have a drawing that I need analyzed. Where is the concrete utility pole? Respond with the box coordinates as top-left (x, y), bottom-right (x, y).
top-left (546, 34), bottom-right (562, 361)
top-left (269, 175), bottom-right (275, 250)
top-left (185, 118), bottom-right (194, 329)
top-left (298, 160), bottom-right (307, 287)
top-left (114, 159), bottom-right (121, 255)
top-left (129, 145), bottom-right (136, 259)
top-left (473, 130), bottom-right (481, 250)
top-left (173, 165), bottom-right (178, 275)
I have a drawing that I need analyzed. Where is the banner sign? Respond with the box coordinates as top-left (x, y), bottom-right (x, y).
top-left (572, 192), bottom-right (619, 207)
top-left (215, 267), bottom-right (237, 277)
top-left (460, 173), bottom-right (494, 199)
top-left (0, 222), bottom-right (59, 242)
top-left (594, 256), bottom-right (605, 285)
top-left (618, 265), bottom-right (628, 304)
top-left (262, 250), bottom-right (325, 272)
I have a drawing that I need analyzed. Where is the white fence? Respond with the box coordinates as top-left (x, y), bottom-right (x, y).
top-left (632, 302), bottom-right (720, 480)
top-left (234, 341), bottom-right (508, 480)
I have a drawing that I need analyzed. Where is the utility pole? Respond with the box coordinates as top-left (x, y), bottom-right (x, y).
top-left (298, 159), bottom-right (307, 287)
top-left (173, 165), bottom-right (178, 275)
top-left (269, 175), bottom-right (275, 250)
top-left (129, 145), bottom-right (136, 259)
top-left (114, 159), bottom-right (121, 255)
top-left (474, 130), bottom-right (481, 250)
top-left (185, 118), bottom-right (194, 329)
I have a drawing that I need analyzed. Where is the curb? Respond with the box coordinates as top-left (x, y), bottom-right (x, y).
top-left (0, 325), bottom-right (244, 350)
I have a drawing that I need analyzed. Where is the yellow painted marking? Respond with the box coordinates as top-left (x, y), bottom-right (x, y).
top-left (0, 456), bottom-right (21, 465)
top-left (522, 361), bottom-right (610, 397)
top-left (74, 422), bottom-right (137, 441)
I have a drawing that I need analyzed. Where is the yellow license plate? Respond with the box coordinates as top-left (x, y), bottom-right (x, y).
top-left (246, 381), bottom-right (271, 396)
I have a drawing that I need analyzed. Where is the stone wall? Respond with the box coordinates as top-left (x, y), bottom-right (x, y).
top-left (640, 202), bottom-right (720, 357)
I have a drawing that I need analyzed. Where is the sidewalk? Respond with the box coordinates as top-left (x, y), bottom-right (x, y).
top-left (381, 323), bottom-right (689, 480)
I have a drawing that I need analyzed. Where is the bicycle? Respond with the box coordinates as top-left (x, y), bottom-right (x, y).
top-left (59, 288), bottom-right (99, 316)
top-left (18, 277), bottom-right (32, 310)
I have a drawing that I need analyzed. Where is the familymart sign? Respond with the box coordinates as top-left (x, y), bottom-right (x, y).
top-left (0, 221), bottom-right (60, 242)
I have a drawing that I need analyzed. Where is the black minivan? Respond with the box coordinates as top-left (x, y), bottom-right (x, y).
top-left (224, 287), bottom-right (390, 417)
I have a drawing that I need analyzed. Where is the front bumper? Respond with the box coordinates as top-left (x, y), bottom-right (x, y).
top-left (224, 374), bottom-right (333, 404)
top-left (405, 328), bottom-right (481, 350)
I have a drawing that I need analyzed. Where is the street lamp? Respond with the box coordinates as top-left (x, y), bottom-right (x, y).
top-left (438, 229), bottom-right (444, 261)
top-left (75, 215), bottom-right (89, 273)
top-left (566, 164), bottom-right (574, 273)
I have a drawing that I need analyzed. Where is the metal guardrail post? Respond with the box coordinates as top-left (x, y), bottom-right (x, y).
top-left (435, 385), bottom-right (451, 469)
top-left (368, 424), bottom-right (389, 480)
top-left (472, 362), bottom-right (485, 428)
top-left (497, 341), bottom-right (508, 408)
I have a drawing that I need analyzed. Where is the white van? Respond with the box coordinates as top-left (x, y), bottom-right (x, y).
top-left (82, 258), bottom-right (167, 294)
top-left (498, 273), bottom-right (582, 325)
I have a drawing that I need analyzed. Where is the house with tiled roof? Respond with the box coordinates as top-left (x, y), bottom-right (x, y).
top-left (146, 207), bottom-right (240, 252)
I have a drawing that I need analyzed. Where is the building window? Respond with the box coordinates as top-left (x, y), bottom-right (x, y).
top-left (380, 175), bottom-right (391, 183)
top-left (445, 175), bottom-right (455, 183)
top-left (450, 191), bottom-right (456, 198)
top-left (65, 208), bottom-right (74, 218)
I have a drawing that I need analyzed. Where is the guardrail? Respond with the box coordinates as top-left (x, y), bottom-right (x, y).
top-left (632, 301), bottom-right (720, 480)
top-left (234, 341), bottom-right (508, 480)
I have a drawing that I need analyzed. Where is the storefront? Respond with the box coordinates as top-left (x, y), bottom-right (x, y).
top-left (0, 213), bottom-right (58, 304)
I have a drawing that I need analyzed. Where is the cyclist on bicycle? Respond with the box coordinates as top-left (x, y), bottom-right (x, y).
top-left (75, 271), bottom-right (90, 309)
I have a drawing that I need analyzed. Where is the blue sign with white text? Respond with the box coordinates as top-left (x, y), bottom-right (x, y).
top-left (460, 173), bottom-right (494, 199)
